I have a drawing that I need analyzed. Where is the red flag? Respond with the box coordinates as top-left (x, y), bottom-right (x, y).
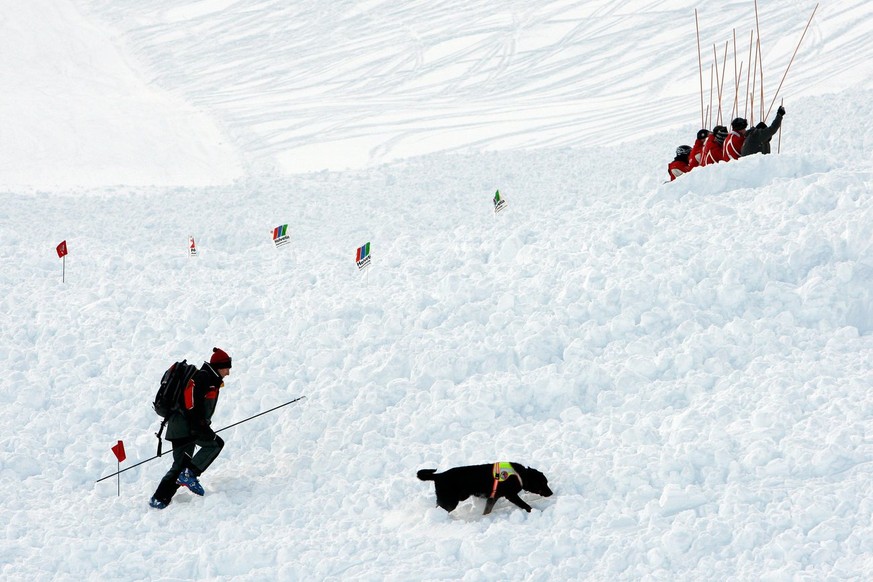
top-left (111, 440), bottom-right (126, 463)
top-left (56, 240), bottom-right (68, 258)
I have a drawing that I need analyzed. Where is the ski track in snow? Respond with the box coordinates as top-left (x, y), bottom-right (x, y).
top-left (73, 0), bottom-right (873, 175)
top-left (2, 1), bottom-right (873, 580)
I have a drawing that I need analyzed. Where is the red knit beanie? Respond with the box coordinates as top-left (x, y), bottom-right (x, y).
top-left (210, 347), bottom-right (232, 369)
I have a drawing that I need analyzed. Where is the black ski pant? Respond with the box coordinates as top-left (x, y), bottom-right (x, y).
top-left (151, 434), bottom-right (224, 504)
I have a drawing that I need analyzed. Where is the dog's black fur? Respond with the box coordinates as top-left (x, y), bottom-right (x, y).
top-left (417, 462), bottom-right (553, 515)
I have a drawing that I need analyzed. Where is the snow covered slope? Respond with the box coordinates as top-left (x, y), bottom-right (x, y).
top-left (2, 1), bottom-right (873, 580)
top-left (4, 0), bottom-right (872, 186)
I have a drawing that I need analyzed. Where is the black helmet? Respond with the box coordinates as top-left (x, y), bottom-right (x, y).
top-left (696, 129), bottom-right (710, 141)
top-left (676, 145), bottom-right (692, 157)
top-left (731, 117), bottom-right (748, 130)
top-left (713, 125), bottom-right (728, 140)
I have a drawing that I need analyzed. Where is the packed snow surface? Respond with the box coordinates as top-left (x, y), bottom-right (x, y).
top-left (2, 0), bottom-right (873, 580)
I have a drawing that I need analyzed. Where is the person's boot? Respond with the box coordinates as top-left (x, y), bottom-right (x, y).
top-left (176, 468), bottom-right (205, 496)
top-left (149, 497), bottom-right (169, 509)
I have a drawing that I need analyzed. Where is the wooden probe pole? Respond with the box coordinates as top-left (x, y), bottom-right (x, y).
top-left (708, 63), bottom-right (714, 128)
top-left (766, 3), bottom-right (819, 119)
top-left (745, 30), bottom-right (754, 119)
top-left (719, 41), bottom-right (729, 125)
top-left (695, 9), bottom-right (705, 129)
top-left (731, 29), bottom-right (739, 121)
top-left (754, 0), bottom-right (764, 122)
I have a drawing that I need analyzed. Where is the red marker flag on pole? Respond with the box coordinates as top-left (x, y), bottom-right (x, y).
top-left (111, 440), bottom-right (126, 463)
top-left (56, 240), bottom-right (68, 283)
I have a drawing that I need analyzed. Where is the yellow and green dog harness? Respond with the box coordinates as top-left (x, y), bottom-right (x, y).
top-left (490, 462), bottom-right (522, 498)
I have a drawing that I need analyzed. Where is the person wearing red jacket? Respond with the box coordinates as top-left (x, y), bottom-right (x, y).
top-left (668, 145), bottom-right (693, 181)
top-left (723, 117), bottom-right (748, 160)
top-left (701, 125), bottom-right (728, 166)
top-left (149, 347), bottom-right (232, 509)
top-left (689, 129), bottom-right (709, 169)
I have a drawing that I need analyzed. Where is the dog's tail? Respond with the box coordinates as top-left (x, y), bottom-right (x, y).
top-left (417, 469), bottom-right (437, 481)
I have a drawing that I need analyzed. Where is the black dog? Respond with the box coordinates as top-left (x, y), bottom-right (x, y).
top-left (417, 462), bottom-right (553, 515)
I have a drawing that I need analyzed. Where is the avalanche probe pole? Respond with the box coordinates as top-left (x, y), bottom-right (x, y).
top-left (695, 9), bottom-right (704, 129)
top-left (766, 3), bottom-right (818, 119)
top-left (95, 396), bottom-right (306, 483)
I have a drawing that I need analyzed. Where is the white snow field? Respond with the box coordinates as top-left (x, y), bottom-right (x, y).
top-left (2, 0), bottom-right (873, 580)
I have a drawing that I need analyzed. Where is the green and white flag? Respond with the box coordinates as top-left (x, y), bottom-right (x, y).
top-left (493, 190), bottom-right (507, 214)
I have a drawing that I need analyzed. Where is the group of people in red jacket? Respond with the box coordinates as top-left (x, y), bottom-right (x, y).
top-left (668, 105), bottom-right (786, 181)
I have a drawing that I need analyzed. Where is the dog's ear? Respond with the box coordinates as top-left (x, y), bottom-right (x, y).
top-left (515, 464), bottom-right (534, 480)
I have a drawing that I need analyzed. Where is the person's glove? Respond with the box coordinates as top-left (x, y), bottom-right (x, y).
top-left (777, 106), bottom-right (786, 117)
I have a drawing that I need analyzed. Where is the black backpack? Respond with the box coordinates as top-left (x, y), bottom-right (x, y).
top-left (153, 360), bottom-right (198, 455)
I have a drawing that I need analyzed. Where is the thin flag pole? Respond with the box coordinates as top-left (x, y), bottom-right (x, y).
top-left (110, 440), bottom-right (126, 496)
top-left (57, 241), bottom-right (69, 282)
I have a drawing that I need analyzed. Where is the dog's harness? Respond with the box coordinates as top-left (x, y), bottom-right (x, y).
top-left (490, 462), bottom-right (522, 498)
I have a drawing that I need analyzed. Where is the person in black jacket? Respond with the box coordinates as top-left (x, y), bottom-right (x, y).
top-left (149, 348), bottom-right (232, 509)
top-left (741, 106), bottom-right (786, 156)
